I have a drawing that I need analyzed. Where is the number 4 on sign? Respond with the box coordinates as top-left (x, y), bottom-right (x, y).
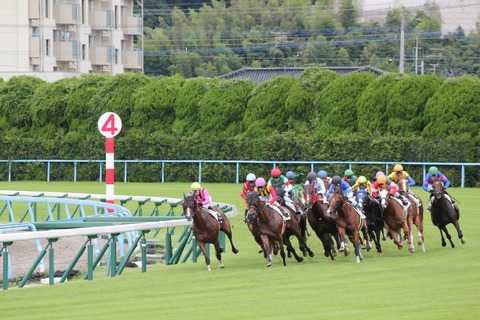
top-left (98, 112), bottom-right (122, 138)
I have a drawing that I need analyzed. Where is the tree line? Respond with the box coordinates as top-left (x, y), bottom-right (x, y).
top-left (0, 68), bottom-right (479, 186)
top-left (136, 0), bottom-right (480, 78)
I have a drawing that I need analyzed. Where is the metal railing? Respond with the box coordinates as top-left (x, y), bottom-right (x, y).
top-left (1, 159), bottom-right (479, 188)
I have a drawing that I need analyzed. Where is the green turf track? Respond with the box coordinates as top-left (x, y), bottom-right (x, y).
top-left (0, 182), bottom-right (479, 320)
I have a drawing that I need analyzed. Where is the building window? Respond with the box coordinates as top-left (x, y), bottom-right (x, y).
top-left (44, 0), bottom-right (49, 18)
top-left (82, 44), bottom-right (86, 60)
top-left (46, 39), bottom-right (51, 56)
top-left (114, 48), bottom-right (119, 64)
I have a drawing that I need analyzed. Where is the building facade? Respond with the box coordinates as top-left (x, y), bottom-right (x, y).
top-left (0, 0), bottom-right (142, 82)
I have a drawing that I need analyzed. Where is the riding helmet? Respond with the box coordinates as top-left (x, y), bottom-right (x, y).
top-left (271, 168), bottom-right (281, 177)
top-left (255, 177), bottom-right (266, 187)
top-left (286, 171), bottom-right (295, 179)
top-left (357, 176), bottom-right (367, 184)
top-left (318, 170), bottom-right (327, 178)
top-left (191, 182), bottom-right (201, 190)
top-left (344, 169), bottom-right (354, 176)
top-left (377, 175), bottom-right (387, 184)
top-left (375, 171), bottom-right (385, 179)
top-left (429, 166), bottom-right (439, 175)
top-left (331, 175), bottom-right (342, 185)
top-left (307, 172), bottom-right (316, 182)
top-left (394, 164), bottom-right (403, 172)
top-left (246, 173), bottom-right (256, 182)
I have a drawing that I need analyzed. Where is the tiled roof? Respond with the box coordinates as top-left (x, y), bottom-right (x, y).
top-left (218, 66), bottom-right (386, 84)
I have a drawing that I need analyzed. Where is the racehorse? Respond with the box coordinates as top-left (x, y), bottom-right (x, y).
top-left (397, 176), bottom-right (425, 251)
top-left (362, 193), bottom-right (385, 254)
top-left (327, 189), bottom-right (369, 263)
top-left (378, 189), bottom-right (415, 253)
top-left (303, 185), bottom-right (339, 260)
top-left (272, 184), bottom-right (314, 258)
top-left (430, 180), bottom-right (466, 248)
top-left (244, 192), bottom-right (305, 267)
top-left (182, 195), bottom-right (239, 271)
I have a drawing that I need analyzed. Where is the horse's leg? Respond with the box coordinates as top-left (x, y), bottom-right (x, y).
top-left (437, 227), bottom-right (447, 247)
top-left (260, 235), bottom-right (272, 267)
top-left (406, 210), bottom-right (415, 253)
top-left (361, 223), bottom-right (371, 251)
top-left (352, 231), bottom-right (363, 263)
top-left (220, 217), bottom-right (239, 254)
top-left (452, 216), bottom-right (466, 245)
top-left (197, 242), bottom-right (212, 271)
top-left (283, 234), bottom-right (304, 263)
top-left (212, 239), bottom-right (225, 269)
top-left (440, 225), bottom-right (456, 248)
top-left (415, 208), bottom-right (426, 251)
top-left (374, 228), bottom-right (383, 254)
top-left (337, 227), bottom-right (350, 256)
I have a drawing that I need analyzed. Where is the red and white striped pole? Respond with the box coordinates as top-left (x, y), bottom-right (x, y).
top-left (98, 112), bottom-right (122, 213)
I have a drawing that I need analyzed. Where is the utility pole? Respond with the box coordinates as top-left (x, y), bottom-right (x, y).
top-left (415, 35), bottom-right (419, 75)
top-left (399, 18), bottom-right (405, 73)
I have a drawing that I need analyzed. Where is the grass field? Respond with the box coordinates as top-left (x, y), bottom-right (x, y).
top-left (1, 181), bottom-right (479, 320)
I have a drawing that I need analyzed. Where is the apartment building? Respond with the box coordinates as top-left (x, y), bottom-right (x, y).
top-left (0, 0), bottom-right (143, 82)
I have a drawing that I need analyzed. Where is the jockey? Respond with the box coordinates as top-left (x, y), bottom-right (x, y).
top-left (317, 170), bottom-right (331, 187)
top-left (305, 171), bottom-right (326, 202)
top-left (325, 175), bottom-right (360, 209)
top-left (254, 177), bottom-right (288, 218)
top-left (287, 171), bottom-right (306, 210)
top-left (343, 169), bottom-right (358, 187)
top-left (240, 173), bottom-right (256, 219)
top-left (388, 164), bottom-right (421, 206)
top-left (268, 168), bottom-right (298, 214)
top-left (373, 174), bottom-right (409, 206)
top-left (240, 173), bottom-right (256, 200)
top-left (422, 166), bottom-right (454, 211)
top-left (189, 182), bottom-right (222, 222)
top-left (351, 175), bottom-right (372, 209)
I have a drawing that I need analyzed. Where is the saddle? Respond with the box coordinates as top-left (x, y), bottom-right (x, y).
top-left (206, 207), bottom-right (223, 224)
top-left (392, 198), bottom-right (409, 218)
top-left (267, 204), bottom-right (291, 221)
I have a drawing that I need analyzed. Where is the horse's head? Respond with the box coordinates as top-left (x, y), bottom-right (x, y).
top-left (245, 192), bottom-right (262, 222)
top-left (327, 192), bottom-right (344, 217)
top-left (273, 184), bottom-right (284, 198)
top-left (397, 176), bottom-right (409, 193)
top-left (377, 189), bottom-right (390, 209)
top-left (432, 180), bottom-right (445, 199)
top-left (303, 185), bottom-right (317, 209)
top-left (182, 194), bottom-right (199, 221)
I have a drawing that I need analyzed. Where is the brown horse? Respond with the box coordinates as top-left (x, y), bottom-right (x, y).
top-left (326, 189), bottom-right (369, 263)
top-left (245, 192), bottom-right (305, 267)
top-left (430, 180), bottom-right (466, 248)
top-left (272, 184), bottom-right (314, 258)
top-left (377, 189), bottom-right (415, 253)
top-left (397, 176), bottom-right (425, 251)
top-left (182, 195), bottom-right (239, 271)
top-left (303, 185), bottom-right (339, 260)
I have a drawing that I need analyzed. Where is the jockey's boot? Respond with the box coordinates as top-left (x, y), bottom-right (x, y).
top-left (217, 213), bottom-right (223, 224)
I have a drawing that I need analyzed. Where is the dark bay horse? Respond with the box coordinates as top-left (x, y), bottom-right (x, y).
top-left (378, 189), bottom-right (415, 253)
top-left (327, 190), bottom-right (369, 263)
top-left (182, 195), bottom-right (239, 271)
top-left (362, 193), bottom-right (384, 254)
top-left (430, 180), bottom-right (466, 248)
top-left (272, 185), bottom-right (314, 258)
top-left (303, 185), bottom-right (339, 260)
top-left (397, 176), bottom-right (425, 251)
top-left (245, 192), bottom-right (305, 267)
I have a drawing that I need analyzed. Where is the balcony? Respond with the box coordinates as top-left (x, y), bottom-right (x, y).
top-left (53, 41), bottom-right (80, 61)
top-left (90, 45), bottom-right (114, 65)
top-left (89, 10), bottom-right (113, 30)
top-left (122, 49), bottom-right (142, 69)
top-left (121, 15), bottom-right (142, 35)
top-left (53, 4), bottom-right (80, 25)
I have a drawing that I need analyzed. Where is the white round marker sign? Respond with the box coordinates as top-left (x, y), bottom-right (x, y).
top-left (98, 112), bottom-right (122, 138)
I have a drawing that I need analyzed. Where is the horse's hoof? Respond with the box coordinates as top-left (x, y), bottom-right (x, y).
top-left (331, 250), bottom-right (337, 258)
top-left (233, 248), bottom-right (239, 254)
top-left (207, 265), bottom-right (212, 271)
top-left (324, 251), bottom-right (329, 257)
top-left (287, 252), bottom-right (292, 258)
top-left (219, 261), bottom-right (225, 268)
top-left (397, 245), bottom-right (403, 250)
top-left (356, 256), bottom-right (361, 263)
top-left (296, 257), bottom-right (304, 263)
top-left (344, 248), bottom-right (350, 257)
top-left (409, 247), bottom-right (415, 253)
top-left (302, 250), bottom-right (307, 257)
top-left (417, 240), bottom-right (423, 246)
top-left (461, 238), bottom-right (467, 244)
top-left (266, 262), bottom-right (271, 267)
top-left (308, 251), bottom-right (314, 258)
